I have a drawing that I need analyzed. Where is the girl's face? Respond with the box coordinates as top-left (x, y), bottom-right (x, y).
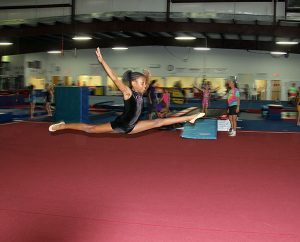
top-left (229, 80), bottom-right (235, 88)
top-left (132, 76), bottom-right (147, 94)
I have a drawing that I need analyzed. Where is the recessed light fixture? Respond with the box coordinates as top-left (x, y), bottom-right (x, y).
top-left (270, 51), bottom-right (287, 55)
top-left (276, 41), bottom-right (298, 45)
top-left (0, 42), bottom-right (13, 46)
top-left (112, 47), bottom-right (128, 50)
top-left (194, 47), bottom-right (211, 51)
top-left (72, 36), bottom-right (92, 40)
top-left (175, 36), bottom-right (196, 40)
top-left (47, 50), bottom-right (62, 54)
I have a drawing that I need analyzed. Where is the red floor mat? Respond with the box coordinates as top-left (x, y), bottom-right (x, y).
top-left (1, 122), bottom-right (300, 241)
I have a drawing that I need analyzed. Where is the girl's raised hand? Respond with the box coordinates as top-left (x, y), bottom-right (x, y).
top-left (143, 69), bottom-right (151, 77)
top-left (95, 47), bottom-right (104, 63)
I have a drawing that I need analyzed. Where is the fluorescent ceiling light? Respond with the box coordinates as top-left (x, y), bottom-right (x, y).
top-left (72, 36), bottom-right (92, 40)
top-left (47, 50), bottom-right (62, 54)
top-left (194, 47), bottom-right (211, 51)
top-left (276, 41), bottom-right (298, 45)
top-left (175, 36), bottom-right (196, 40)
top-left (112, 47), bottom-right (128, 50)
top-left (0, 42), bottom-right (13, 46)
top-left (270, 51), bottom-right (287, 55)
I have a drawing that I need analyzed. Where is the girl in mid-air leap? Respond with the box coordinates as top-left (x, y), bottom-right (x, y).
top-left (49, 47), bottom-right (204, 134)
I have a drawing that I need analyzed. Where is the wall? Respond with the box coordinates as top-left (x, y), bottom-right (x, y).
top-left (0, 0), bottom-right (285, 21)
top-left (16, 46), bottom-right (300, 100)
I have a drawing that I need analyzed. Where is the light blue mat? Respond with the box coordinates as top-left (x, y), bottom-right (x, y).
top-left (181, 119), bottom-right (217, 140)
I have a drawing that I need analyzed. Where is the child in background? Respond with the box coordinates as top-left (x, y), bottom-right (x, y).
top-left (297, 88), bottom-right (300, 126)
top-left (288, 83), bottom-right (297, 106)
top-left (147, 80), bottom-right (158, 119)
top-left (45, 83), bottom-right (54, 116)
top-left (194, 82), bottom-right (219, 114)
top-left (28, 84), bottom-right (36, 119)
top-left (157, 88), bottom-right (171, 118)
top-left (201, 84), bottom-right (211, 114)
top-left (227, 79), bottom-right (240, 137)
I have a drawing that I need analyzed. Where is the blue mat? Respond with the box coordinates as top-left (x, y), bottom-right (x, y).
top-left (0, 112), bottom-right (13, 123)
top-left (0, 108), bottom-right (47, 119)
top-left (181, 119), bottom-right (217, 139)
top-left (239, 119), bottom-right (300, 132)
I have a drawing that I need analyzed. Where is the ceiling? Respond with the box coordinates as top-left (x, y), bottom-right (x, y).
top-left (1, 11), bottom-right (300, 55)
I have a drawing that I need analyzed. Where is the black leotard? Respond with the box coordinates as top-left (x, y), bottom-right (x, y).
top-left (110, 90), bottom-right (143, 133)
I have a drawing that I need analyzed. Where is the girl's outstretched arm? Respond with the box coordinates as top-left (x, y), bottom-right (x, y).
top-left (95, 47), bottom-right (131, 98)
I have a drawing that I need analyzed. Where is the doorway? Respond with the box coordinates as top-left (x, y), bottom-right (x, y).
top-left (271, 80), bottom-right (281, 101)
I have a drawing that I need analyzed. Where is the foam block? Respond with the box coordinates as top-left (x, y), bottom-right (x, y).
top-left (0, 112), bottom-right (13, 123)
top-left (54, 86), bottom-right (89, 123)
top-left (181, 118), bottom-right (217, 140)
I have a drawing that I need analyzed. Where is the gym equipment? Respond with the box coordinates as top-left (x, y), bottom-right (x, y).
top-left (54, 86), bottom-right (89, 123)
top-left (0, 112), bottom-right (13, 123)
top-left (181, 118), bottom-right (217, 139)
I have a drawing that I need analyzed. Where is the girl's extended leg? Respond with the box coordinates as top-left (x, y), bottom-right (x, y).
top-left (49, 122), bottom-right (114, 133)
top-left (129, 113), bottom-right (204, 134)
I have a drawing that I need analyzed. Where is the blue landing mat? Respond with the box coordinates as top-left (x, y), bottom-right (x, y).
top-left (181, 119), bottom-right (217, 139)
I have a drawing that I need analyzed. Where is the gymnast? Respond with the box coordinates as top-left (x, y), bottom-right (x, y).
top-left (49, 47), bottom-right (204, 134)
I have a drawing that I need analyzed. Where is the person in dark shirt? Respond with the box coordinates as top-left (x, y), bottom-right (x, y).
top-left (28, 84), bottom-right (36, 119)
top-left (45, 83), bottom-right (53, 116)
top-left (49, 47), bottom-right (204, 134)
top-left (147, 79), bottom-right (158, 119)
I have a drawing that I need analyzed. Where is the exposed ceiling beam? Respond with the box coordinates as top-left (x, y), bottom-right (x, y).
top-left (0, 4), bottom-right (71, 10)
top-left (2, 20), bottom-right (300, 39)
top-left (2, 36), bottom-right (299, 55)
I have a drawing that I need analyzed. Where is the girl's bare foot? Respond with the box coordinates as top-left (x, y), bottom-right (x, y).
top-left (189, 112), bottom-right (205, 124)
top-left (49, 121), bottom-right (65, 132)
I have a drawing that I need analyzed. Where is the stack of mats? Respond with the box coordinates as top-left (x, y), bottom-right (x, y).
top-left (181, 118), bottom-right (217, 140)
top-left (55, 86), bottom-right (89, 123)
top-left (267, 104), bottom-right (283, 120)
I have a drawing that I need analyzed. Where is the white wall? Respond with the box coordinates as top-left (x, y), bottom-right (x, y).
top-left (16, 46), bottom-right (300, 100)
top-left (171, 2), bottom-right (285, 18)
top-left (0, 0), bottom-right (285, 21)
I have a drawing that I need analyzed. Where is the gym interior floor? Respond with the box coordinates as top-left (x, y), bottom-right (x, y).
top-left (0, 121), bottom-right (299, 242)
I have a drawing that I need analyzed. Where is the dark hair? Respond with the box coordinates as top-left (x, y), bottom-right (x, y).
top-left (233, 80), bottom-right (238, 88)
top-left (122, 70), bottom-right (145, 87)
top-left (228, 79), bottom-right (238, 89)
top-left (149, 80), bottom-right (157, 87)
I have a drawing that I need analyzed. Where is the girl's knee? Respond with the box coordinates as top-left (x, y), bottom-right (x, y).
top-left (153, 118), bottom-right (164, 127)
top-left (84, 125), bottom-right (97, 133)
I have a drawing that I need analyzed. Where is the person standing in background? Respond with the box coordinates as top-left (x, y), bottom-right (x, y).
top-left (45, 83), bottom-right (54, 116)
top-left (288, 83), bottom-right (297, 106)
top-left (227, 78), bottom-right (240, 137)
top-left (297, 86), bottom-right (300, 126)
top-left (28, 84), bottom-right (36, 119)
top-left (147, 80), bottom-right (158, 119)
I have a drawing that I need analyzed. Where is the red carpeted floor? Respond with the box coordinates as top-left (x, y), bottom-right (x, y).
top-left (0, 122), bottom-right (300, 242)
